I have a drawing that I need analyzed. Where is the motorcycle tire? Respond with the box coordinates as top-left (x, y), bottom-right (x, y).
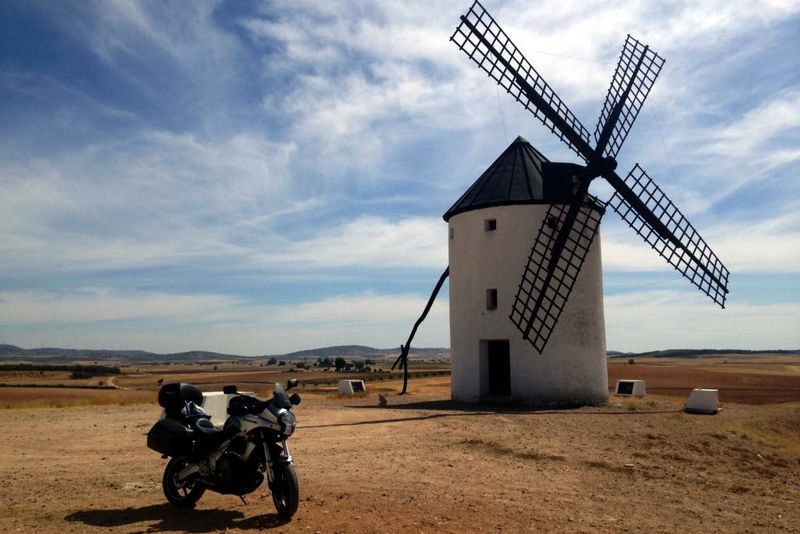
top-left (162, 456), bottom-right (206, 508)
top-left (271, 462), bottom-right (299, 518)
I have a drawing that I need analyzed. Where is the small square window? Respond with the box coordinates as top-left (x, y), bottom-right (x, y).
top-left (486, 289), bottom-right (498, 310)
top-left (484, 219), bottom-right (497, 231)
top-left (449, 227), bottom-right (454, 240)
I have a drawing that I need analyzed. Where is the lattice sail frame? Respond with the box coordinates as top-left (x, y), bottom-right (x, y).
top-left (594, 35), bottom-right (665, 159)
top-left (608, 165), bottom-right (729, 307)
top-left (451, 1), bottom-right (593, 161)
top-left (510, 198), bottom-right (606, 353)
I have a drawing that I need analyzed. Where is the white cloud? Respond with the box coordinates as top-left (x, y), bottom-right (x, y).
top-left (0, 288), bottom-right (238, 325)
top-left (253, 215), bottom-right (447, 269)
top-left (0, 130), bottom-right (296, 272)
top-left (605, 289), bottom-right (800, 351)
top-left (243, 0), bottom-right (800, 182)
top-left (601, 208), bottom-right (800, 274)
top-left (711, 212), bottom-right (800, 273)
top-left (698, 89), bottom-right (800, 184)
top-left (0, 288), bottom-right (450, 354)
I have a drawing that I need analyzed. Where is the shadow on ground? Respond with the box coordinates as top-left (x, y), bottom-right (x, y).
top-left (355, 398), bottom-right (680, 414)
top-left (65, 503), bottom-right (289, 532)
top-left (300, 399), bottom-right (681, 429)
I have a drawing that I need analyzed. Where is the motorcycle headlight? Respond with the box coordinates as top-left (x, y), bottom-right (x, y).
top-left (279, 410), bottom-right (296, 436)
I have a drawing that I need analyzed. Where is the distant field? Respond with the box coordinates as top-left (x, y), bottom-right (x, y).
top-left (608, 355), bottom-right (800, 404)
top-left (0, 359), bottom-right (450, 408)
top-left (1, 355), bottom-right (797, 409)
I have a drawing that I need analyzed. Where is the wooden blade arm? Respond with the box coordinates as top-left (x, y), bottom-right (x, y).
top-left (603, 169), bottom-right (726, 291)
top-left (459, 15), bottom-right (595, 161)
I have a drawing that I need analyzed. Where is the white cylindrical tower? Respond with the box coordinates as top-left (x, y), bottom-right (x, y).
top-left (445, 137), bottom-right (607, 406)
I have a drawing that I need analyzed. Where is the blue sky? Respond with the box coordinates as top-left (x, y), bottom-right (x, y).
top-left (1, 0), bottom-right (798, 354)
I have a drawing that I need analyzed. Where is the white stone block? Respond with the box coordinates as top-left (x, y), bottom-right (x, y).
top-left (684, 388), bottom-right (720, 414)
top-left (338, 379), bottom-right (366, 395)
top-left (615, 379), bottom-right (646, 397)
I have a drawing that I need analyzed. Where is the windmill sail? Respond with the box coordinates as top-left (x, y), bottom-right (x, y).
top-left (607, 164), bottom-right (729, 307)
top-left (510, 197), bottom-right (605, 352)
top-left (594, 35), bottom-right (665, 159)
top-left (451, 0), bottom-right (593, 160)
top-left (452, 2), bottom-right (729, 356)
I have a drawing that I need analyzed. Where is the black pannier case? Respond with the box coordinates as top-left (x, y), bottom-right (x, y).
top-left (147, 418), bottom-right (195, 456)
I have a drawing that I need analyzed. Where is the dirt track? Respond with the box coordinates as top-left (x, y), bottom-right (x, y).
top-left (1, 375), bottom-right (799, 533)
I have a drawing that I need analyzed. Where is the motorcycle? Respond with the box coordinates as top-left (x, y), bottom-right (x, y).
top-left (146, 379), bottom-right (302, 518)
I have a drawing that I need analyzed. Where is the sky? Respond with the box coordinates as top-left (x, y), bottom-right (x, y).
top-left (0, 0), bottom-right (798, 355)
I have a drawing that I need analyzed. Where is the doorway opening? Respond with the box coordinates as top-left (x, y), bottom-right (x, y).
top-left (487, 340), bottom-right (511, 395)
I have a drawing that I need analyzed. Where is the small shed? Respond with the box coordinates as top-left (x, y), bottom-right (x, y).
top-left (338, 379), bottom-right (366, 395)
top-left (684, 388), bottom-right (720, 414)
top-left (615, 379), bottom-right (646, 396)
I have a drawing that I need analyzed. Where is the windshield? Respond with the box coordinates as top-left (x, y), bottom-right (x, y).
top-left (272, 383), bottom-right (292, 409)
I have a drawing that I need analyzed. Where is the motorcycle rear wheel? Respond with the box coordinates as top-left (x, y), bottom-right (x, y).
top-left (271, 462), bottom-right (299, 518)
top-left (163, 456), bottom-right (206, 508)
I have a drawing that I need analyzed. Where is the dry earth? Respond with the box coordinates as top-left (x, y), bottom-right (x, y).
top-left (1, 366), bottom-right (799, 533)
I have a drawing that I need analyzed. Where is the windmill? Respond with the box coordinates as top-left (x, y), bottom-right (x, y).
top-left (394, 1), bottom-right (729, 401)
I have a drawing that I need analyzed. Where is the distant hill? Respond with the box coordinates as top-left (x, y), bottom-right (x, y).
top-left (0, 344), bottom-right (247, 363)
top-left (275, 345), bottom-right (449, 360)
top-left (0, 343), bottom-right (449, 363)
top-left (607, 349), bottom-right (800, 359)
top-left (2, 343), bottom-right (795, 364)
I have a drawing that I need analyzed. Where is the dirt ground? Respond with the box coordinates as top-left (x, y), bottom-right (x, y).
top-left (1, 368), bottom-right (798, 533)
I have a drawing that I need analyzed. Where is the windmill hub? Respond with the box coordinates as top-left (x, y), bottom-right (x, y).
top-left (585, 156), bottom-right (618, 180)
top-left (600, 156), bottom-right (618, 173)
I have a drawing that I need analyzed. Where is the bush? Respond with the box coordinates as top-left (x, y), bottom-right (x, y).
top-left (1, 363), bottom-right (120, 375)
top-left (628, 358), bottom-right (635, 365)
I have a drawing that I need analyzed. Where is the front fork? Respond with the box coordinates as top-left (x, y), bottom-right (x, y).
top-left (263, 439), bottom-right (292, 485)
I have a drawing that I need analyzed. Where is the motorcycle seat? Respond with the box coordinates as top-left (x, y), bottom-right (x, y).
top-left (193, 417), bottom-right (223, 436)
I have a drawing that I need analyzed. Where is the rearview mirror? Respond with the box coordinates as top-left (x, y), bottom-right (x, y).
top-left (286, 378), bottom-right (299, 390)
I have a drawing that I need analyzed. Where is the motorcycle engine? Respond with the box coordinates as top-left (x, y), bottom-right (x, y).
top-left (215, 435), bottom-right (249, 480)
top-left (216, 450), bottom-right (247, 481)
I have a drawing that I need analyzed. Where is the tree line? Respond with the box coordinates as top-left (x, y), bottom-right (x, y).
top-left (0, 363), bottom-right (121, 378)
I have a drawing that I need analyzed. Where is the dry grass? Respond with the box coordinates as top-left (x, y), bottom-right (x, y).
top-left (721, 401), bottom-right (800, 455)
top-left (0, 387), bottom-right (153, 409)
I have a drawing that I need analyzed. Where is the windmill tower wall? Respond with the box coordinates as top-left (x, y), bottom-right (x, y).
top-left (447, 204), bottom-right (608, 406)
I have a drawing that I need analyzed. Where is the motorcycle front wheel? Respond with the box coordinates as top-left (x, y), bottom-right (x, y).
top-left (163, 456), bottom-right (205, 508)
top-left (270, 462), bottom-right (299, 518)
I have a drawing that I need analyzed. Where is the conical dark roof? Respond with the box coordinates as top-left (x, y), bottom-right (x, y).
top-left (443, 136), bottom-right (570, 221)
